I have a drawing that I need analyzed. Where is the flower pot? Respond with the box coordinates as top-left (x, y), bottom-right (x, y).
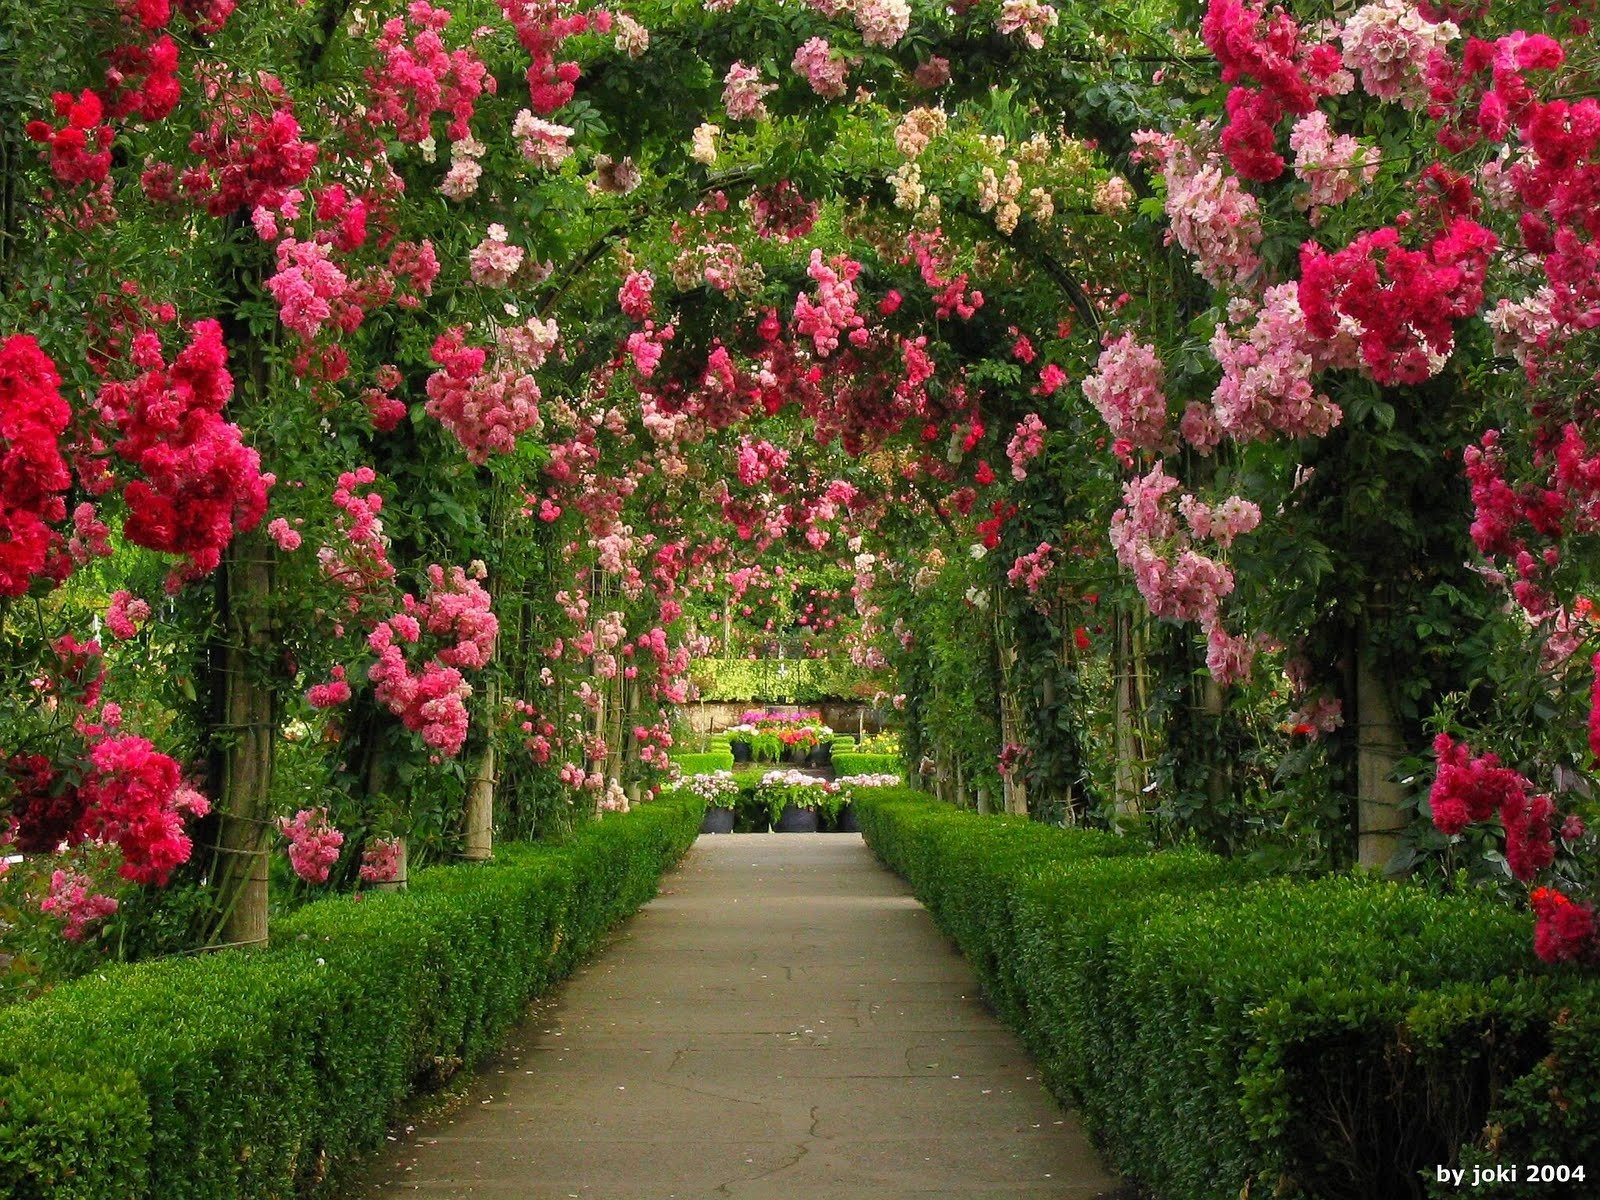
top-left (730, 740), bottom-right (751, 763)
top-left (773, 803), bottom-right (819, 833)
top-left (806, 743), bottom-right (833, 768)
top-left (833, 802), bottom-right (859, 833)
top-left (785, 744), bottom-right (809, 764)
top-left (700, 806), bottom-right (735, 834)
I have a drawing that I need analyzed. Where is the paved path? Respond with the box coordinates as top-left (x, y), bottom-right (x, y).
top-left (351, 833), bottom-right (1122, 1199)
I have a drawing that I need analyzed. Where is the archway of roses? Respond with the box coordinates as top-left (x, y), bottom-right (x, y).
top-left (3, 0), bottom-right (1599, 980)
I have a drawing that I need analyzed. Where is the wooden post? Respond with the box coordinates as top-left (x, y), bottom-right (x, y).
top-left (212, 538), bottom-right (276, 947)
top-left (463, 730), bottom-right (495, 862)
top-left (1356, 643), bottom-right (1407, 871)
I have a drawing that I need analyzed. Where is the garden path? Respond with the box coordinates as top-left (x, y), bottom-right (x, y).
top-left (350, 832), bottom-right (1123, 1199)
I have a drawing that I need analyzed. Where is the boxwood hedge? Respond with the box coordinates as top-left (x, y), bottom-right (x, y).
top-left (668, 748), bottom-right (735, 773)
top-left (0, 794), bottom-right (703, 1200)
top-left (855, 790), bottom-right (1595, 1200)
top-left (831, 750), bottom-right (901, 777)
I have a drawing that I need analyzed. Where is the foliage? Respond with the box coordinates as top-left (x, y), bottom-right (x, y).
top-left (0, 796), bottom-right (702, 1199)
top-left (856, 791), bottom-right (1596, 1198)
top-left (832, 751), bottom-right (901, 777)
top-left (690, 657), bottom-right (880, 702)
top-left (666, 749), bottom-right (735, 774)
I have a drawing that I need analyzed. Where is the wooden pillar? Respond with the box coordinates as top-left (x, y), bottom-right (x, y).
top-left (212, 539), bottom-right (275, 948)
top-left (1356, 644), bottom-right (1407, 871)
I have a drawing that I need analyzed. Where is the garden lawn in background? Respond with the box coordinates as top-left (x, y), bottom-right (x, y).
top-left (855, 789), bottom-right (1600, 1200)
top-left (0, 795), bottom-right (703, 1200)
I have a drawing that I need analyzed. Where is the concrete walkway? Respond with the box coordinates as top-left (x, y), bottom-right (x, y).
top-left (350, 833), bottom-right (1123, 1199)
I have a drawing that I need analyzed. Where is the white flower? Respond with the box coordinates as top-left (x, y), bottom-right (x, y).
top-left (969, 544), bottom-right (988, 559)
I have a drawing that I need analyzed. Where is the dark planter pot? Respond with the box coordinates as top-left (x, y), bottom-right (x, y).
top-left (806, 742), bottom-right (833, 768)
top-left (730, 740), bottom-right (752, 763)
top-left (700, 806), bottom-right (735, 834)
top-left (833, 803), bottom-right (860, 833)
top-left (773, 803), bottom-right (819, 833)
top-left (785, 744), bottom-right (809, 764)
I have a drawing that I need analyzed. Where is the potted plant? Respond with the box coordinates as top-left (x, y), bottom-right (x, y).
top-left (830, 772), bottom-right (901, 832)
top-left (725, 723), bottom-right (755, 763)
top-left (682, 770), bottom-right (739, 833)
top-left (751, 728), bottom-right (784, 763)
top-left (758, 769), bottom-right (837, 832)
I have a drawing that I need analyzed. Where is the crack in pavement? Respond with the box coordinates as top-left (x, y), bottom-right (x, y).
top-left (714, 1141), bottom-right (812, 1195)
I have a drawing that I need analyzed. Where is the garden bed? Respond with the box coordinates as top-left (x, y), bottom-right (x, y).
top-left (854, 789), bottom-right (1599, 1200)
top-left (0, 795), bottom-right (704, 1200)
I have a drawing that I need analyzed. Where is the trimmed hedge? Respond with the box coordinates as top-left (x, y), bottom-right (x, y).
top-left (856, 791), bottom-right (1593, 1200)
top-left (669, 748), bottom-right (734, 773)
top-left (0, 795), bottom-right (704, 1200)
top-left (689, 656), bottom-right (878, 702)
top-left (832, 750), bottom-right (900, 776)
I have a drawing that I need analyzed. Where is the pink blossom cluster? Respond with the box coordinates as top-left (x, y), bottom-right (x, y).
top-left (1298, 217), bottom-right (1497, 385)
top-left (722, 62), bottom-right (776, 121)
top-left (365, 563), bottom-right (496, 755)
top-left (415, 562), bottom-right (499, 670)
top-left (1007, 414), bottom-right (1046, 481)
top-left (77, 733), bottom-right (209, 885)
top-left (39, 868), bottom-right (119, 940)
top-left (1110, 463), bottom-right (1257, 683)
top-left (106, 590), bottom-right (152, 639)
top-left (366, 0), bottom-right (492, 144)
top-left (1006, 542), bottom-right (1055, 594)
top-left (469, 224), bottom-right (525, 287)
top-left (97, 320), bottom-right (270, 587)
top-left (1429, 734), bottom-right (1557, 882)
top-left (425, 324), bottom-right (551, 463)
top-left (852, 0), bottom-right (910, 47)
top-left (319, 467), bottom-right (395, 597)
top-left (279, 807), bottom-right (344, 883)
top-left (1289, 111), bottom-right (1376, 221)
top-left (0, 335), bottom-right (72, 596)
top-left (268, 517), bottom-right (302, 551)
top-left (512, 110), bottom-right (574, 168)
top-left (1131, 131), bottom-right (1263, 289)
top-left (266, 239), bottom-right (354, 340)
top-left (1340, 0), bottom-right (1456, 108)
top-left (736, 437), bottom-right (791, 487)
top-left (997, 0), bottom-right (1057, 50)
top-left (1082, 334), bottom-right (1168, 451)
top-left (619, 269), bottom-right (655, 320)
top-left (358, 836), bottom-right (404, 883)
top-left (307, 664), bottom-right (353, 709)
top-left (908, 231), bottom-right (983, 319)
top-left (495, 0), bottom-right (591, 114)
top-left (1204, 283), bottom-right (1344, 445)
top-left (1178, 493), bottom-right (1262, 547)
top-left (792, 38), bottom-right (850, 99)
top-left (178, 80), bottom-right (318, 216)
top-left (793, 250), bottom-right (867, 357)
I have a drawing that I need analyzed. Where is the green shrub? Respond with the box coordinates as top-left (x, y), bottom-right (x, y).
top-left (0, 795), bottom-right (703, 1199)
top-left (0, 1066), bottom-right (150, 1200)
top-left (689, 657), bottom-right (880, 702)
top-left (669, 748), bottom-right (734, 773)
top-left (855, 791), bottom-right (1585, 1200)
top-left (832, 751), bottom-right (900, 776)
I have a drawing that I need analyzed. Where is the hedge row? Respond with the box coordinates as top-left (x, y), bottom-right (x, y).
top-left (668, 748), bottom-right (735, 773)
top-left (831, 750), bottom-right (900, 776)
top-left (689, 656), bottom-right (879, 702)
top-left (0, 794), bottom-right (705, 1200)
top-left (854, 790), bottom-right (1598, 1200)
